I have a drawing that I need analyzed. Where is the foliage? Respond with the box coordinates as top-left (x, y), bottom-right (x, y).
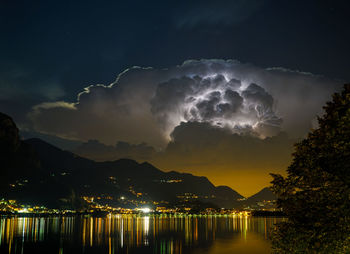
top-left (270, 84), bottom-right (350, 253)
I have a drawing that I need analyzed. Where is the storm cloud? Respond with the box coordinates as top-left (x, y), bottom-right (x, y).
top-left (151, 75), bottom-right (282, 137)
top-left (28, 59), bottom-right (341, 147)
top-left (70, 121), bottom-right (296, 196)
top-left (152, 122), bottom-right (295, 195)
top-left (25, 59), bottom-right (344, 195)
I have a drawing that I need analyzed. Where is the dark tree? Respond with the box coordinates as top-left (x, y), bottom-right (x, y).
top-left (271, 84), bottom-right (350, 253)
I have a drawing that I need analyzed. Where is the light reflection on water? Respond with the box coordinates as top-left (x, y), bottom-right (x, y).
top-left (0, 215), bottom-right (284, 254)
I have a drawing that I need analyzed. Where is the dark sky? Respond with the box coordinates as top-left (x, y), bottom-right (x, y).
top-left (1, 0), bottom-right (349, 195)
top-left (1, 0), bottom-right (349, 117)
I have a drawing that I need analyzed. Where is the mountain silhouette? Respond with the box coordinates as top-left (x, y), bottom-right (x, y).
top-left (247, 187), bottom-right (276, 202)
top-left (25, 138), bottom-right (244, 208)
top-left (1, 111), bottom-right (277, 210)
top-left (0, 112), bottom-right (247, 209)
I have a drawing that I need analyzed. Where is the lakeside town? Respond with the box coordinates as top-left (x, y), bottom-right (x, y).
top-left (0, 196), bottom-right (280, 217)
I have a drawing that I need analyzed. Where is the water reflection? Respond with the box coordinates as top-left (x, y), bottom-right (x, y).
top-left (0, 215), bottom-right (284, 254)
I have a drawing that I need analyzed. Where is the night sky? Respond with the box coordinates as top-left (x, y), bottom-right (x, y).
top-left (1, 0), bottom-right (349, 196)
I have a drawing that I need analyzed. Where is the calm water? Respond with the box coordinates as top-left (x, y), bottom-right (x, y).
top-left (0, 215), bottom-right (284, 254)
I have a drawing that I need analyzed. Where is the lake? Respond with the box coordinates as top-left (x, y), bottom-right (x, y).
top-left (0, 215), bottom-right (284, 254)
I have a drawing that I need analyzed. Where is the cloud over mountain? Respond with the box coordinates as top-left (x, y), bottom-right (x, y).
top-left (28, 59), bottom-right (341, 148)
top-left (25, 59), bottom-right (343, 195)
top-left (71, 121), bottom-right (296, 196)
top-left (73, 139), bottom-right (156, 162)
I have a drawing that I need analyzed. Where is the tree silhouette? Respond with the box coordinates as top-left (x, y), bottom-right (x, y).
top-left (271, 84), bottom-right (350, 253)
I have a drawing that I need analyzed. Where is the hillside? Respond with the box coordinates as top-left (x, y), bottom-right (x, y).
top-left (0, 112), bottom-right (245, 209)
top-left (246, 187), bottom-right (277, 203)
top-left (25, 138), bottom-right (244, 208)
top-left (240, 187), bottom-right (277, 210)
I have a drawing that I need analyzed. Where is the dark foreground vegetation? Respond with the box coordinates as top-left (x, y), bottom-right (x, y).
top-left (271, 84), bottom-right (350, 253)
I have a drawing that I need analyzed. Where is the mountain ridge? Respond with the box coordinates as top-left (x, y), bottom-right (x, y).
top-left (1, 112), bottom-right (275, 210)
top-left (23, 137), bottom-right (245, 208)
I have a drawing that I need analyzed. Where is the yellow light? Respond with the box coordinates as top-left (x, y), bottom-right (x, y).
top-left (18, 208), bottom-right (29, 213)
top-left (140, 208), bottom-right (151, 213)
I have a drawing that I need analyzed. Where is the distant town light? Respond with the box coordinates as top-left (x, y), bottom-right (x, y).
top-left (140, 207), bottom-right (151, 213)
top-left (18, 208), bottom-right (29, 213)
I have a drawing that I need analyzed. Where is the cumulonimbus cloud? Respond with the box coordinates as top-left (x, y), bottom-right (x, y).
top-left (28, 59), bottom-right (342, 148)
top-left (150, 75), bottom-right (282, 138)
